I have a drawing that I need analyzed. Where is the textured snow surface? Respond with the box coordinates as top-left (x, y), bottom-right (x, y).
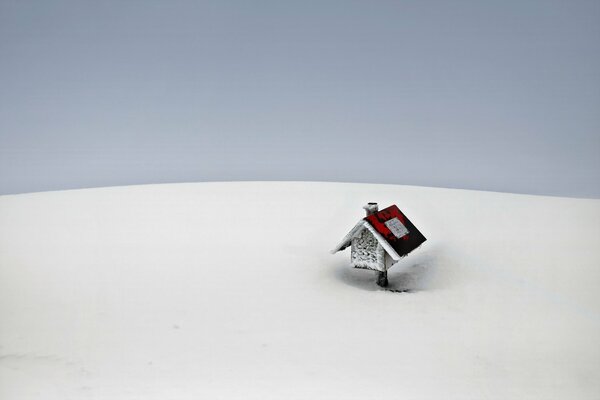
top-left (0, 182), bottom-right (599, 399)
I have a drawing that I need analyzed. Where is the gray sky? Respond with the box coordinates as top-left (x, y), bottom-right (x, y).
top-left (1, 0), bottom-right (599, 197)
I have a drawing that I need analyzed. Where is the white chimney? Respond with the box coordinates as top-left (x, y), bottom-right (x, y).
top-left (363, 202), bottom-right (378, 216)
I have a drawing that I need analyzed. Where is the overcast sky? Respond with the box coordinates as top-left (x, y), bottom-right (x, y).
top-left (1, 0), bottom-right (598, 197)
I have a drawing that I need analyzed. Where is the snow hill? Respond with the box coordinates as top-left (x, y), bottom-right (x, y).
top-left (0, 182), bottom-right (598, 399)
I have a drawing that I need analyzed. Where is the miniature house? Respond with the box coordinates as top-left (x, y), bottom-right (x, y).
top-left (331, 203), bottom-right (426, 287)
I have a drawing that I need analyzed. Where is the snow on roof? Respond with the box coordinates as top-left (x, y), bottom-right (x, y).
top-left (331, 205), bottom-right (426, 260)
top-left (331, 220), bottom-right (402, 261)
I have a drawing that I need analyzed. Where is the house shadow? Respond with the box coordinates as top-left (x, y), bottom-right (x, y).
top-left (333, 252), bottom-right (439, 293)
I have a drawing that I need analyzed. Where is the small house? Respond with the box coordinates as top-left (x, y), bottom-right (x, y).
top-left (331, 203), bottom-right (426, 287)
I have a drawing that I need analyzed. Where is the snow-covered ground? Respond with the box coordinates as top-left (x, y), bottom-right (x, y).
top-left (0, 182), bottom-right (599, 399)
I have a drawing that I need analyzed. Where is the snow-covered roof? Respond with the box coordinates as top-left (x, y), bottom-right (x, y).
top-left (331, 205), bottom-right (427, 261)
top-left (331, 220), bottom-right (402, 261)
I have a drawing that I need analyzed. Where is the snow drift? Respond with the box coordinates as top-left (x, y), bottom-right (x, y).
top-left (0, 182), bottom-right (598, 399)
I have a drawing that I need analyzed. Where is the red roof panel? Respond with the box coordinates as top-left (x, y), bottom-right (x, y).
top-left (364, 205), bottom-right (426, 258)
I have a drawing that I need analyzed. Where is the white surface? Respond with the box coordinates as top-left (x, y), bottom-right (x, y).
top-left (332, 220), bottom-right (402, 262)
top-left (384, 217), bottom-right (409, 239)
top-left (0, 182), bottom-right (599, 399)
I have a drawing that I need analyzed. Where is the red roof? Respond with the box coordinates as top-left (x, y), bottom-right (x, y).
top-left (364, 205), bottom-right (426, 258)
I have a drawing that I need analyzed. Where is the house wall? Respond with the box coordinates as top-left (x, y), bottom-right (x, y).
top-left (350, 229), bottom-right (385, 271)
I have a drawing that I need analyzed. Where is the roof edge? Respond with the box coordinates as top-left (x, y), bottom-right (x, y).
top-left (331, 220), bottom-right (402, 261)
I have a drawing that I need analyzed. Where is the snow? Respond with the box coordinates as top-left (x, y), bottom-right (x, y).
top-left (0, 182), bottom-right (599, 399)
top-left (332, 220), bottom-right (402, 262)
